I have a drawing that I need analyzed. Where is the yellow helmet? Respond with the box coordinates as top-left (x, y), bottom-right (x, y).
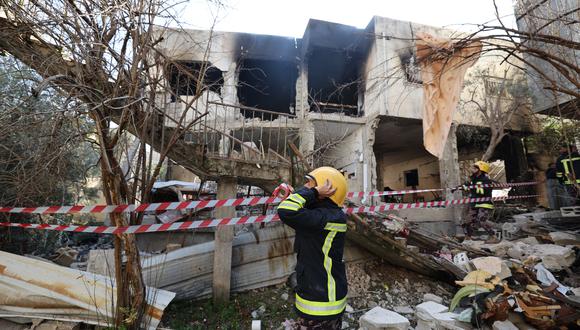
top-left (306, 166), bottom-right (348, 206)
top-left (474, 161), bottom-right (490, 174)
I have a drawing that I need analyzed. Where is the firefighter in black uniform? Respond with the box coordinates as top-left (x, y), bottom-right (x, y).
top-left (555, 144), bottom-right (580, 206)
top-left (277, 166), bottom-right (348, 329)
top-left (461, 161), bottom-right (498, 242)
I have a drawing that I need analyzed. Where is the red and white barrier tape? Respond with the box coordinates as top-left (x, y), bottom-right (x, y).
top-left (0, 182), bottom-right (537, 215)
top-left (346, 181), bottom-right (537, 198)
top-left (0, 195), bottom-right (537, 234)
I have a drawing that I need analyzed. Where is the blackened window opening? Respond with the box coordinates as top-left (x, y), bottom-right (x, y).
top-left (168, 61), bottom-right (223, 101)
top-left (307, 47), bottom-right (363, 116)
top-left (400, 52), bottom-right (423, 84)
top-left (237, 59), bottom-right (298, 120)
top-left (404, 169), bottom-right (419, 187)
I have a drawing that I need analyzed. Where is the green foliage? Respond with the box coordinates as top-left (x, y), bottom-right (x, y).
top-left (526, 117), bottom-right (580, 156)
top-left (0, 55), bottom-right (102, 253)
top-left (0, 55), bottom-right (100, 207)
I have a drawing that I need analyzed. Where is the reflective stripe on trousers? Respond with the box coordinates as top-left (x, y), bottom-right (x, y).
top-left (295, 293), bottom-right (347, 316)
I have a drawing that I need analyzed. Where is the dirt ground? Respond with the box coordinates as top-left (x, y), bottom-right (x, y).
top-left (160, 259), bottom-right (455, 329)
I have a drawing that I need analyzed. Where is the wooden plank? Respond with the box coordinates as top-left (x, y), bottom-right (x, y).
top-left (213, 177), bottom-right (236, 303)
top-left (346, 214), bottom-right (467, 280)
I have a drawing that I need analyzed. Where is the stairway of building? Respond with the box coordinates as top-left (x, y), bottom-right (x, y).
top-left (0, 17), bottom-right (293, 192)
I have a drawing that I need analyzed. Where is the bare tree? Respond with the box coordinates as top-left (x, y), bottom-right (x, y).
top-left (460, 67), bottom-right (532, 161)
top-left (0, 1), bottom-right (214, 328)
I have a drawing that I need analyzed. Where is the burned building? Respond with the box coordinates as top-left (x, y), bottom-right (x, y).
top-left (156, 15), bottom-right (534, 226)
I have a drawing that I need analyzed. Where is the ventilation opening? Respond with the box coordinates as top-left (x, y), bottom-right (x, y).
top-left (307, 47), bottom-right (363, 116)
top-left (168, 61), bottom-right (223, 101)
top-left (237, 59), bottom-right (298, 120)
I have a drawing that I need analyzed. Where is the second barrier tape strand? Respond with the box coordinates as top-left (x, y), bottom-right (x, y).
top-left (0, 195), bottom-right (537, 234)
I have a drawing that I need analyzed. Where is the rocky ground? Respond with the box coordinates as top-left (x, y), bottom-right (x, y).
top-left (160, 259), bottom-right (455, 329)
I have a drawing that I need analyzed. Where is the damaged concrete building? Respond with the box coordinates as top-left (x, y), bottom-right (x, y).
top-left (156, 16), bottom-right (534, 227)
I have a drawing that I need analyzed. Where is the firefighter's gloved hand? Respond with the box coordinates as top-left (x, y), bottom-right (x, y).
top-left (272, 183), bottom-right (294, 200)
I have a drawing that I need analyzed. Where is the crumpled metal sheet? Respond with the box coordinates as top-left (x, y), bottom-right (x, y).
top-left (0, 250), bottom-right (175, 329)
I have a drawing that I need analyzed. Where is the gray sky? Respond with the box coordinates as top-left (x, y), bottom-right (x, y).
top-left (173, 0), bottom-right (517, 36)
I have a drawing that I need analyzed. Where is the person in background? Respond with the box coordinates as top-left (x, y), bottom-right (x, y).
top-left (555, 144), bottom-right (580, 206)
top-left (545, 162), bottom-right (564, 210)
top-left (461, 161), bottom-right (498, 243)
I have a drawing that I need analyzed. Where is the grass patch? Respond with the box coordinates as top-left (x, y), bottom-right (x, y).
top-left (162, 285), bottom-right (296, 329)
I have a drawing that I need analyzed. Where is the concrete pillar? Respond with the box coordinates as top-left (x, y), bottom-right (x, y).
top-left (295, 61), bottom-right (309, 119)
top-left (223, 61), bottom-right (238, 106)
top-left (212, 176), bottom-right (236, 303)
top-left (299, 119), bottom-right (315, 161)
top-left (438, 124), bottom-right (463, 235)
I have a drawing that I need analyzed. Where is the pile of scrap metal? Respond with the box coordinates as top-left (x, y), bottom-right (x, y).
top-left (450, 264), bottom-right (580, 329)
top-left (0, 251), bottom-right (175, 329)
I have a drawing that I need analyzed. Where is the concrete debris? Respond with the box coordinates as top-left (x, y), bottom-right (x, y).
top-left (415, 302), bottom-right (469, 330)
top-left (281, 293), bottom-right (289, 301)
top-left (492, 320), bottom-right (519, 330)
top-left (415, 301), bottom-right (448, 320)
top-left (506, 242), bottom-right (576, 270)
top-left (346, 304), bottom-right (354, 313)
top-left (393, 306), bottom-right (414, 315)
top-left (423, 293), bottom-right (443, 304)
top-left (548, 231), bottom-right (579, 245)
top-left (342, 320), bottom-right (350, 329)
top-left (471, 257), bottom-right (512, 279)
top-left (251, 305), bottom-right (266, 319)
top-left (49, 247), bottom-right (78, 267)
top-left (452, 252), bottom-right (472, 272)
top-left (346, 263), bottom-right (371, 298)
top-left (368, 301), bottom-right (379, 309)
top-left (359, 307), bottom-right (410, 330)
top-left (519, 237), bottom-right (539, 245)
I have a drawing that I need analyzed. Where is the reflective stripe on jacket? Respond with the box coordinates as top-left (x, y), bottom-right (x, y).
top-left (556, 152), bottom-right (580, 185)
top-left (277, 187), bottom-right (348, 320)
top-left (466, 174), bottom-right (494, 210)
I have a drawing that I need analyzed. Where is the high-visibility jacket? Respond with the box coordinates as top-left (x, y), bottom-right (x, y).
top-left (556, 151), bottom-right (580, 185)
top-left (466, 173), bottom-right (494, 209)
top-left (277, 187), bottom-right (348, 320)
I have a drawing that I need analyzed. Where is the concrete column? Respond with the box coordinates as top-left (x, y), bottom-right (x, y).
top-left (438, 124), bottom-right (463, 235)
top-left (212, 176), bottom-right (236, 303)
top-left (223, 61), bottom-right (238, 106)
top-left (295, 61), bottom-right (309, 119)
top-left (299, 119), bottom-right (315, 160)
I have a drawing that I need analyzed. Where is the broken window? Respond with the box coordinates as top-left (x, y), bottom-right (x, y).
top-left (404, 169), bottom-right (419, 187)
top-left (237, 59), bottom-right (298, 119)
top-left (307, 47), bottom-right (363, 116)
top-left (167, 61), bottom-right (224, 101)
top-left (400, 51), bottom-right (423, 84)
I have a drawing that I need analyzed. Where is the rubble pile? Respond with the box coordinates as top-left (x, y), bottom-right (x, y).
top-left (355, 209), bottom-right (580, 330)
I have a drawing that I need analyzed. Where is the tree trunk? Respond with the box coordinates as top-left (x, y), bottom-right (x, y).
top-left (95, 115), bottom-right (145, 329)
top-left (482, 129), bottom-right (506, 162)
